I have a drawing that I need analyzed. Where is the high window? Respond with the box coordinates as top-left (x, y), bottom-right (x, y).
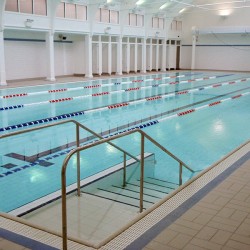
top-left (129, 13), bottom-right (144, 27)
top-left (152, 17), bottom-right (165, 29)
top-left (56, 2), bottom-right (87, 20)
top-left (96, 8), bottom-right (119, 24)
top-left (5, 0), bottom-right (47, 16)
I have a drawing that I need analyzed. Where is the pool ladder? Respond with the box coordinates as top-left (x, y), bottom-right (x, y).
top-left (0, 119), bottom-right (195, 250)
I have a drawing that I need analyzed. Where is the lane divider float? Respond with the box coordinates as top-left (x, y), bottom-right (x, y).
top-left (1, 76), bottom-right (248, 112)
top-left (0, 73), bottom-right (235, 100)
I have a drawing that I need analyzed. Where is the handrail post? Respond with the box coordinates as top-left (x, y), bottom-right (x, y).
top-left (140, 133), bottom-right (145, 213)
top-left (123, 153), bottom-right (126, 187)
top-left (76, 124), bottom-right (81, 197)
top-left (179, 162), bottom-right (183, 186)
top-left (61, 166), bottom-right (68, 250)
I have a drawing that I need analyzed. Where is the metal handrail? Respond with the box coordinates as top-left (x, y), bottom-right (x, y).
top-left (0, 119), bottom-right (139, 196)
top-left (61, 128), bottom-right (194, 250)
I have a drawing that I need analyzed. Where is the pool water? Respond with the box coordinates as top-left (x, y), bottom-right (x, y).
top-left (0, 71), bottom-right (250, 213)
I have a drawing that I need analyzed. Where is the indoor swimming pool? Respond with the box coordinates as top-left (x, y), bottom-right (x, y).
top-left (0, 71), bottom-right (250, 214)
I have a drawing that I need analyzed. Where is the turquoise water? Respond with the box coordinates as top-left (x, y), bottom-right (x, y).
top-left (0, 71), bottom-right (250, 213)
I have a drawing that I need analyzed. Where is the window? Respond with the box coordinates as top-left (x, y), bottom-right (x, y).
top-left (34, 0), bottom-right (47, 16)
top-left (129, 13), bottom-right (144, 27)
top-left (6, 0), bottom-right (47, 16)
top-left (152, 17), bottom-right (164, 29)
top-left (129, 13), bottom-right (136, 26)
top-left (110, 10), bottom-right (119, 24)
top-left (65, 3), bottom-right (76, 19)
top-left (101, 8), bottom-right (109, 23)
top-left (152, 17), bottom-right (158, 28)
top-left (171, 20), bottom-right (182, 31)
top-left (5, 0), bottom-right (18, 12)
top-left (76, 5), bottom-right (87, 20)
top-left (56, 2), bottom-right (87, 20)
top-left (136, 14), bottom-right (143, 27)
top-left (19, 0), bottom-right (33, 14)
top-left (56, 2), bottom-right (65, 18)
top-left (98, 8), bottom-right (119, 24)
top-left (177, 21), bottom-right (182, 31)
top-left (159, 18), bottom-right (164, 29)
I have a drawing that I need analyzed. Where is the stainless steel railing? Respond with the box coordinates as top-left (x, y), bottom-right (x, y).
top-left (61, 128), bottom-right (194, 250)
top-left (0, 119), bottom-right (139, 196)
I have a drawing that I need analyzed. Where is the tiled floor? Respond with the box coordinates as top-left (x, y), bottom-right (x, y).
top-left (143, 158), bottom-right (250, 250)
top-left (0, 237), bottom-right (30, 250)
top-left (1, 150), bottom-right (249, 249)
top-left (1, 74), bottom-right (250, 249)
top-left (23, 193), bottom-right (139, 245)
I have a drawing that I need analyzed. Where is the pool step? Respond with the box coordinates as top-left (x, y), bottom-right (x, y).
top-left (83, 177), bottom-right (178, 210)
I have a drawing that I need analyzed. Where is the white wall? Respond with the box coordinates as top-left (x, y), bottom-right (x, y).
top-left (180, 7), bottom-right (250, 71)
top-left (5, 40), bottom-right (47, 80)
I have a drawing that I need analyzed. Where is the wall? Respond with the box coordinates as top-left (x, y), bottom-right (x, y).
top-left (180, 7), bottom-right (250, 71)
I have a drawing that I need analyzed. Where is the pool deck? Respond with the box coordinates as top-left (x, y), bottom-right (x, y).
top-left (1, 73), bottom-right (250, 250)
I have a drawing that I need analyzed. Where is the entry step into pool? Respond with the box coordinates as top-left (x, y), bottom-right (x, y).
top-left (81, 153), bottom-right (179, 210)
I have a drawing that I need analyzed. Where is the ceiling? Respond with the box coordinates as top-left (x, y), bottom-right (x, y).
top-left (84, 0), bottom-right (250, 19)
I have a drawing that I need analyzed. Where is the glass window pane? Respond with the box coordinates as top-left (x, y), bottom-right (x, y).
top-left (34, 0), bottom-right (47, 16)
top-left (110, 10), bottom-right (118, 24)
top-left (56, 2), bottom-right (65, 18)
top-left (65, 3), bottom-right (76, 19)
top-left (76, 5), bottom-right (87, 20)
top-left (95, 8), bottom-right (101, 22)
top-left (19, 0), bottom-right (33, 14)
top-left (129, 13), bottom-right (136, 26)
top-left (137, 14), bottom-right (143, 27)
top-left (159, 18), bottom-right (164, 29)
top-left (101, 8), bottom-right (109, 23)
top-left (177, 21), bottom-right (182, 31)
top-left (171, 20), bottom-right (177, 30)
top-left (5, 0), bottom-right (18, 12)
top-left (152, 17), bottom-right (158, 28)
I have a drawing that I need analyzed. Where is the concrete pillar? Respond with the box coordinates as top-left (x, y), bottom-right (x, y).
top-left (126, 39), bottom-right (130, 74)
top-left (98, 35), bottom-right (102, 76)
top-left (161, 39), bottom-right (167, 72)
top-left (85, 34), bottom-right (93, 78)
top-left (134, 38), bottom-right (138, 73)
top-left (168, 40), bottom-right (171, 70)
top-left (108, 36), bottom-right (112, 75)
top-left (141, 38), bottom-right (146, 73)
top-left (0, 31), bottom-right (6, 85)
top-left (156, 39), bottom-right (159, 71)
top-left (116, 36), bottom-right (122, 75)
top-left (191, 35), bottom-right (197, 70)
top-left (46, 31), bottom-right (55, 81)
top-left (149, 38), bottom-right (152, 71)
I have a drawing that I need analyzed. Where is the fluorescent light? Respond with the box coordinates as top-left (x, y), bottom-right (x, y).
top-left (136, 0), bottom-right (145, 5)
top-left (219, 9), bottom-right (232, 16)
top-left (159, 3), bottom-right (169, 10)
top-left (179, 8), bottom-right (186, 13)
top-left (107, 0), bottom-right (112, 3)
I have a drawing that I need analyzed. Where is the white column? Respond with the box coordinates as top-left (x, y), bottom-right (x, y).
top-left (149, 38), bottom-right (152, 71)
top-left (116, 36), bottom-right (122, 75)
top-left (108, 36), bottom-right (112, 75)
top-left (85, 34), bottom-right (93, 78)
top-left (126, 40), bottom-right (130, 74)
top-left (134, 38), bottom-right (138, 73)
top-left (156, 39), bottom-right (159, 72)
top-left (161, 39), bottom-right (166, 72)
top-left (98, 35), bottom-right (102, 76)
top-left (191, 35), bottom-right (196, 70)
top-left (141, 38), bottom-right (146, 73)
top-left (168, 40), bottom-right (171, 70)
top-left (0, 31), bottom-right (6, 85)
top-left (46, 31), bottom-right (55, 81)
